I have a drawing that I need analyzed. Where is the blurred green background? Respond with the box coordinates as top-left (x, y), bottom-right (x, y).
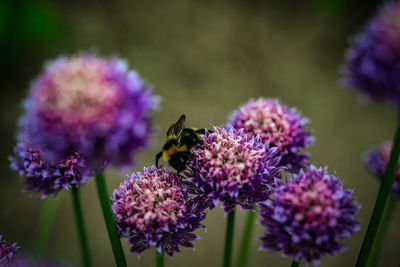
top-left (1, 0), bottom-right (399, 266)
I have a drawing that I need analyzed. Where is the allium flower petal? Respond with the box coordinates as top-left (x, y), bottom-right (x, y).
top-left (227, 98), bottom-right (314, 172)
top-left (258, 166), bottom-right (360, 265)
top-left (111, 166), bottom-right (207, 257)
top-left (341, 2), bottom-right (400, 107)
top-left (185, 126), bottom-right (284, 213)
top-left (21, 54), bottom-right (159, 167)
top-left (364, 141), bottom-right (400, 195)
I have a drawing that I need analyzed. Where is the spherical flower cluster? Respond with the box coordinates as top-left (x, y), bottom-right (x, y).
top-left (185, 126), bottom-right (283, 213)
top-left (21, 54), bottom-right (159, 167)
top-left (364, 141), bottom-right (400, 195)
top-left (342, 2), bottom-right (400, 107)
top-left (9, 138), bottom-right (91, 198)
top-left (111, 166), bottom-right (207, 256)
top-left (258, 166), bottom-right (360, 265)
top-left (227, 98), bottom-right (314, 172)
top-left (0, 235), bottom-right (19, 266)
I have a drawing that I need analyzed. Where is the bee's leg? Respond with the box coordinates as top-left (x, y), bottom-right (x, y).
top-left (176, 170), bottom-right (185, 179)
top-left (195, 128), bottom-right (207, 134)
top-left (155, 151), bottom-right (163, 168)
top-left (196, 128), bottom-right (214, 134)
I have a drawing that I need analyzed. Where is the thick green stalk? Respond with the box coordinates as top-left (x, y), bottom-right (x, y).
top-left (290, 258), bottom-right (301, 267)
top-left (223, 209), bottom-right (236, 267)
top-left (367, 195), bottom-right (397, 267)
top-left (94, 171), bottom-right (127, 267)
top-left (356, 124), bottom-right (400, 267)
top-left (235, 210), bottom-right (257, 267)
top-left (71, 186), bottom-right (92, 267)
top-left (155, 250), bottom-right (164, 267)
top-left (33, 196), bottom-right (58, 259)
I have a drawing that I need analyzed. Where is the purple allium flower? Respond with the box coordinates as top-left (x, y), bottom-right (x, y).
top-left (111, 166), bottom-right (207, 257)
top-left (9, 138), bottom-right (92, 197)
top-left (0, 235), bottom-right (19, 266)
top-left (185, 126), bottom-right (283, 213)
top-left (364, 141), bottom-right (400, 195)
top-left (227, 98), bottom-right (314, 172)
top-left (21, 54), bottom-right (159, 168)
top-left (342, 2), bottom-right (400, 107)
top-left (258, 166), bottom-right (360, 265)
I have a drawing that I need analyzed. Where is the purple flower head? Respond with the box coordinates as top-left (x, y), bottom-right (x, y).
top-left (185, 126), bottom-right (283, 213)
top-left (111, 166), bottom-right (207, 257)
top-left (341, 2), bottom-right (400, 108)
top-left (0, 235), bottom-right (19, 266)
top-left (258, 166), bottom-right (360, 265)
top-left (227, 98), bottom-right (314, 172)
top-left (21, 54), bottom-right (159, 168)
top-left (364, 141), bottom-right (400, 195)
top-left (9, 137), bottom-right (92, 198)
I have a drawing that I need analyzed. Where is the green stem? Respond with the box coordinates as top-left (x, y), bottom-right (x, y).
top-left (367, 195), bottom-right (397, 267)
top-left (155, 250), bottom-right (164, 267)
top-left (235, 209), bottom-right (257, 267)
top-left (94, 170), bottom-right (127, 267)
top-left (223, 209), bottom-right (236, 267)
top-left (290, 258), bottom-right (301, 267)
top-left (356, 124), bottom-right (400, 267)
top-left (71, 186), bottom-right (92, 267)
top-left (33, 196), bottom-right (58, 259)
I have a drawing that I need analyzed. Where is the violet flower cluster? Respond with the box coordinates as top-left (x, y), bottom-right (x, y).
top-left (111, 166), bottom-right (207, 256)
top-left (258, 166), bottom-right (360, 265)
top-left (227, 98), bottom-right (314, 172)
top-left (342, 2), bottom-right (400, 107)
top-left (185, 126), bottom-right (283, 213)
top-left (364, 141), bottom-right (400, 195)
top-left (20, 54), bottom-right (159, 168)
top-left (9, 139), bottom-right (92, 197)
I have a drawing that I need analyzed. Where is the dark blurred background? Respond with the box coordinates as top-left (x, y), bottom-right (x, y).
top-left (1, 0), bottom-right (399, 266)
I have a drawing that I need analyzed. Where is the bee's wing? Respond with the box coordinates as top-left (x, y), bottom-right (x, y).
top-left (166, 114), bottom-right (186, 142)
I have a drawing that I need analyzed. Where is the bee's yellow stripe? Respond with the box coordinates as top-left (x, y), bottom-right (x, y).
top-left (163, 144), bottom-right (188, 161)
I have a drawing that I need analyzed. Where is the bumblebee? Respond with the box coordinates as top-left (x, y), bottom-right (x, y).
top-left (155, 114), bottom-right (208, 173)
